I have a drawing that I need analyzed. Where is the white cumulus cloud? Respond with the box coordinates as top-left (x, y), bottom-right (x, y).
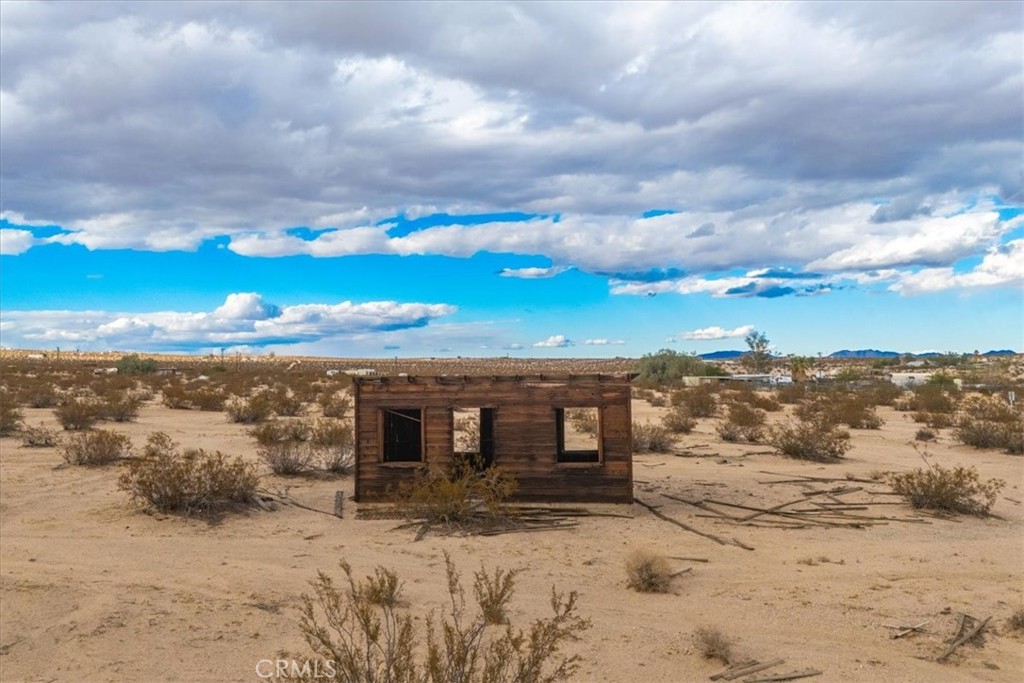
top-left (533, 334), bottom-right (573, 348)
top-left (681, 324), bottom-right (755, 341)
top-left (0, 293), bottom-right (456, 351)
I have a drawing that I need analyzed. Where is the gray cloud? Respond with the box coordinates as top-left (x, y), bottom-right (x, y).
top-left (1, 1), bottom-right (1020, 290)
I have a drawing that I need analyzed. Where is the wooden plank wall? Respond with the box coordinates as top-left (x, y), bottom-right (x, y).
top-left (354, 376), bottom-right (633, 503)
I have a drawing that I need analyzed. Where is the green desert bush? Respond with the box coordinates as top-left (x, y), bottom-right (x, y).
top-left (59, 429), bottom-right (131, 465)
top-left (661, 405), bottom-right (697, 434)
top-left (395, 466), bottom-right (518, 530)
top-left (291, 553), bottom-right (588, 683)
top-left (118, 432), bottom-right (259, 514)
top-left (632, 421), bottom-right (673, 452)
top-left (115, 354), bottom-right (158, 375)
top-left (768, 416), bottom-right (851, 462)
top-left (54, 398), bottom-right (103, 431)
top-left (888, 463), bottom-right (1004, 516)
top-left (624, 549), bottom-right (673, 593)
top-left (20, 423), bottom-right (59, 447)
top-left (636, 348), bottom-right (728, 387)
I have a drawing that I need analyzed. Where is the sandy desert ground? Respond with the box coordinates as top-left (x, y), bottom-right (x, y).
top-left (1, 392), bottom-right (1022, 683)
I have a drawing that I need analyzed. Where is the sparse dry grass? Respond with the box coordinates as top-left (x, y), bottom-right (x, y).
top-left (693, 626), bottom-right (733, 664)
top-left (624, 548), bottom-right (673, 593)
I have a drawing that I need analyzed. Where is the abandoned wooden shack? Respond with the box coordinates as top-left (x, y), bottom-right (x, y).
top-left (352, 374), bottom-right (635, 503)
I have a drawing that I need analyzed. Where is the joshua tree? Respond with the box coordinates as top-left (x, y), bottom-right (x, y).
top-left (742, 331), bottom-right (772, 373)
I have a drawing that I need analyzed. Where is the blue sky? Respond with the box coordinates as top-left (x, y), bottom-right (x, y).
top-left (1, 2), bottom-right (1021, 358)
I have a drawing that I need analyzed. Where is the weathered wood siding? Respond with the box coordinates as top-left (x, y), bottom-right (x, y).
top-left (353, 375), bottom-right (633, 503)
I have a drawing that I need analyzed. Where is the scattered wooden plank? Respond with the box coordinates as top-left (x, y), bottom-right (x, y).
top-left (893, 621), bottom-right (931, 638)
top-left (937, 616), bottom-right (991, 662)
top-left (710, 659), bottom-right (758, 681)
top-left (744, 668), bottom-right (822, 682)
top-left (718, 658), bottom-right (785, 680)
top-left (669, 567), bottom-right (693, 577)
top-left (635, 498), bottom-right (754, 550)
top-left (668, 556), bottom-right (710, 562)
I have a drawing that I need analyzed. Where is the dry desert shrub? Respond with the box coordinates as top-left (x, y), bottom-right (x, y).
top-left (290, 553), bottom-right (588, 683)
top-left (1008, 608), bottom-right (1024, 632)
top-left (661, 405), bottom-right (697, 434)
top-left (954, 394), bottom-right (1023, 454)
top-left (259, 441), bottom-right (319, 475)
top-left (53, 398), bottom-right (103, 431)
top-left (0, 393), bottom-right (23, 435)
top-left (715, 402), bottom-right (766, 443)
top-left (915, 427), bottom-right (938, 442)
top-left (693, 626), bottom-right (733, 664)
top-left (474, 564), bottom-right (521, 625)
top-left (25, 387), bottom-right (59, 409)
top-left (317, 391), bottom-right (351, 418)
top-left (767, 416), bottom-right (851, 462)
top-left (566, 407), bottom-right (598, 436)
top-left (225, 392), bottom-right (274, 423)
top-left (250, 419), bottom-right (312, 446)
top-left (161, 382), bottom-right (191, 409)
top-left (913, 411), bottom-right (954, 428)
top-left (310, 419), bottom-right (355, 474)
top-left (775, 383), bottom-right (806, 404)
top-left (98, 390), bottom-right (142, 422)
top-left (866, 381), bottom-right (903, 406)
top-left (268, 384), bottom-right (304, 417)
top-left (118, 432), bottom-right (258, 514)
top-left (730, 387), bottom-right (782, 412)
top-left (888, 462), bottom-right (1004, 516)
top-left (20, 423), bottom-right (59, 447)
top-left (395, 466), bottom-right (518, 531)
top-left (59, 429), bottom-right (131, 465)
top-left (632, 421), bottom-right (673, 452)
top-left (624, 549), bottom-right (673, 593)
top-left (797, 392), bottom-right (882, 429)
top-left (191, 386), bottom-right (227, 411)
top-left (671, 386), bottom-right (718, 418)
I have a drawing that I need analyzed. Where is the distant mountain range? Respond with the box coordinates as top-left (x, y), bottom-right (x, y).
top-left (697, 349), bottom-right (1017, 360)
